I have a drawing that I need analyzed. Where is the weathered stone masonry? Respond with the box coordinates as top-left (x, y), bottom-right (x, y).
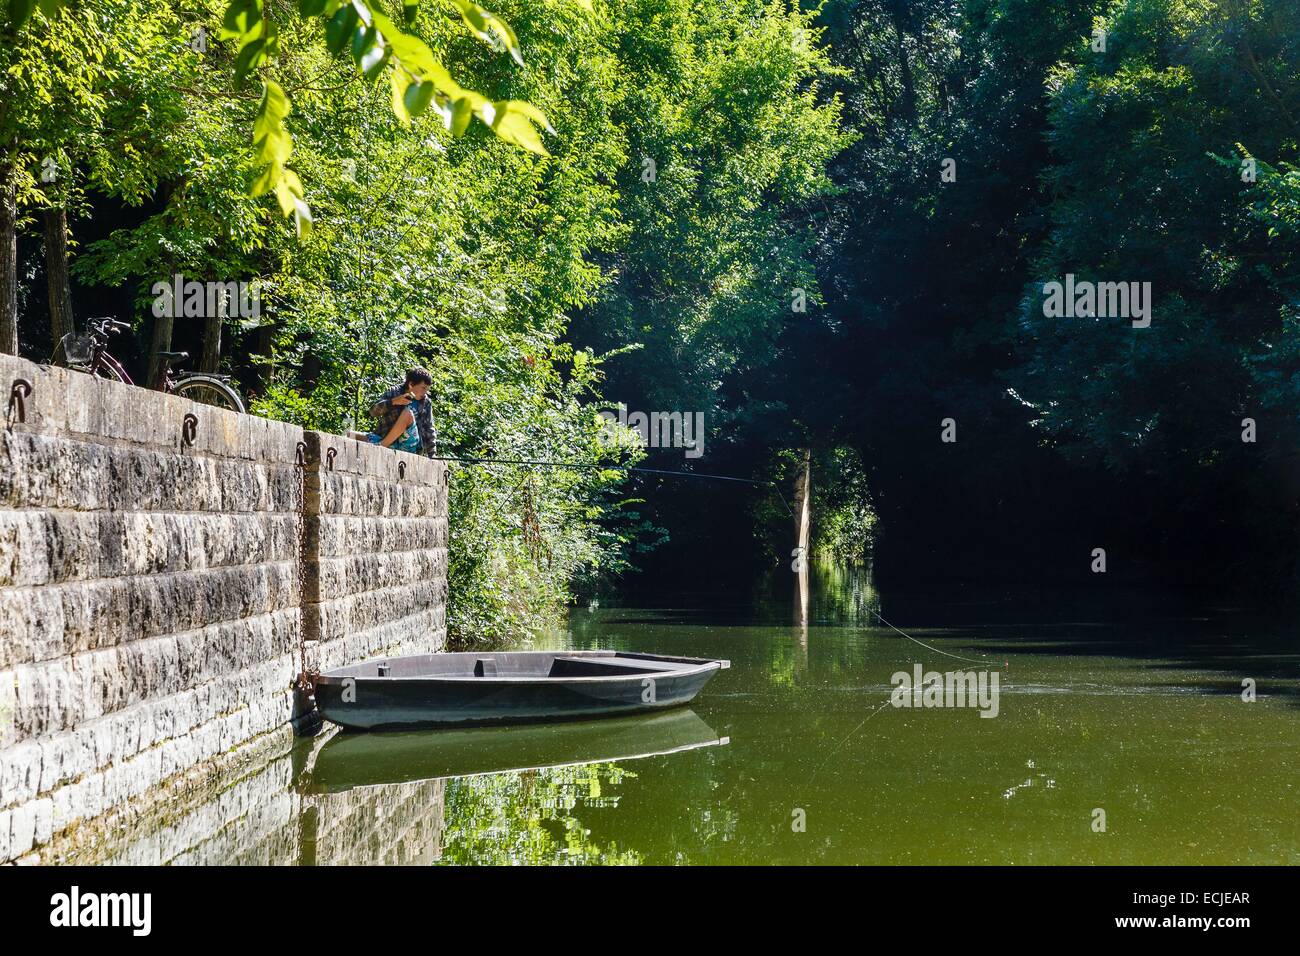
top-left (0, 353), bottom-right (447, 863)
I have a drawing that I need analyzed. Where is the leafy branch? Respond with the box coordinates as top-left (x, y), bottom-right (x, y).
top-left (224, 0), bottom-right (560, 235)
top-left (8, 0), bottom-right (566, 235)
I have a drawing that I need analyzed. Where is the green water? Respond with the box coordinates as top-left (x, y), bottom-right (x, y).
top-left (75, 565), bottom-right (1300, 865)
top-left (426, 568), bottom-right (1300, 865)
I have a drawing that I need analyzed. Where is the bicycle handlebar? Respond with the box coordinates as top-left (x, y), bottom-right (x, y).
top-left (86, 317), bottom-right (129, 335)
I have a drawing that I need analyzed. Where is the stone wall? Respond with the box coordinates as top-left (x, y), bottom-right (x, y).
top-left (302, 430), bottom-right (448, 675)
top-left (29, 727), bottom-right (447, 866)
top-left (0, 354), bottom-right (447, 863)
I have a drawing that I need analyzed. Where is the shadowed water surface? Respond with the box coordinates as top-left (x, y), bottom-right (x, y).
top-left (67, 567), bottom-right (1300, 864)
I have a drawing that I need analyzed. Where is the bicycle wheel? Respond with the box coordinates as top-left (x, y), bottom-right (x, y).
top-left (87, 356), bottom-right (130, 384)
top-left (173, 375), bottom-right (246, 414)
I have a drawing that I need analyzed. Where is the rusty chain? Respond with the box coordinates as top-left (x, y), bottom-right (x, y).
top-left (293, 440), bottom-right (318, 696)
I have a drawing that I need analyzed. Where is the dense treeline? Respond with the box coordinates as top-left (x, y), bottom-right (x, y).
top-left (609, 0), bottom-right (1300, 596)
top-left (802, 0), bottom-right (1300, 592)
top-left (4, 0), bottom-right (1299, 637)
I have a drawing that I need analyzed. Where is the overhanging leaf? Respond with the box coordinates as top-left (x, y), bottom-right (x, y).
top-left (446, 0), bottom-right (524, 67)
top-left (325, 4), bottom-right (359, 56)
top-left (9, 0), bottom-right (38, 25)
top-left (403, 79), bottom-right (435, 117)
top-left (490, 100), bottom-right (553, 156)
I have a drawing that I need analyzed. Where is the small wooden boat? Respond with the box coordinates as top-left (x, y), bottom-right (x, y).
top-left (313, 650), bottom-right (729, 731)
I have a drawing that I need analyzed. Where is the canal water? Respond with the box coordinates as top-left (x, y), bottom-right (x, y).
top-left (75, 565), bottom-right (1300, 864)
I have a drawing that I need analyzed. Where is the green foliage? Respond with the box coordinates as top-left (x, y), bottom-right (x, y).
top-left (214, 0), bottom-right (560, 232)
top-left (577, 0), bottom-right (852, 425)
top-left (809, 446), bottom-right (875, 564)
top-left (1008, 0), bottom-right (1300, 473)
top-left (4, 0), bottom-right (67, 29)
top-left (754, 446), bottom-right (875, 568)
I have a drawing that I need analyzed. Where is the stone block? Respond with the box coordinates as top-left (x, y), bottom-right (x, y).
top-left (0, 740), bottom-right (41, 807)
top-left (9, 801), bottom-right (35, 857)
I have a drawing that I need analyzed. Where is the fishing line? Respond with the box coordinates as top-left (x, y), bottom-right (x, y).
top-left (867, 606), bottom-right (1006, 668)
top-left (806, 613), bottom-right (1008, 785)
top-left (432, 452), bottom-right (796, 516)
top-left (807, 695), bottom-right (896, 784)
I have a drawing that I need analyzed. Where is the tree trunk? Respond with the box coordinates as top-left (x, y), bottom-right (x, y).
top-left (146, 258), bottom-right (179, 388)
top-left (201, 310), bottom-right (221, 373)
top-left (0, 162), bottom-right (17, 355)
top-left (42, 205), bottom-right (74, 355)
top-left (147, 313), bottom-right (174, 389)
top-left (793, 447), bottom-right (812, 562)
top-left (793, 448), bottom-right (811, 629)
top-left (248, 320), bottom-right (275, 398)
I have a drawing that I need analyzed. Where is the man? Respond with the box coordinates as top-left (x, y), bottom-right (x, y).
top-left (365, 367), bottom-right (437, 455)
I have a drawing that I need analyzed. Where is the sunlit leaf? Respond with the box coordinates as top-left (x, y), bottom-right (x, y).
top-left (250, 162), bottom-right (279, 198)
top-left (391, 67), bottom-right (413, 124)
top-left (403, 79), bottom-right (435, 117)
top-left (351, 24), bottom-right (376, 63)
top-left (450, 97), bottom-right (473, 137)
top-left (360, 43), bottom-right (389, 82)
top-left (325, 4), bottom-right (358, 56)
top-left (446, 0), bottom-right (524, 67)
top-left (233, 37), bottom-right (267, 82)
top-left (490, 100), bottom-right (552, 156)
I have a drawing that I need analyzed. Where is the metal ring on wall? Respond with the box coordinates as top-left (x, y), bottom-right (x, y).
top-left (7, 378), bottom-right (32, 430)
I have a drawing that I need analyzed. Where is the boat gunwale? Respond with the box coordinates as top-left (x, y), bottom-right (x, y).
top-left (315, 663), bottom-right (726, 686)
top-left (315, 651), bottom-right (730, 686)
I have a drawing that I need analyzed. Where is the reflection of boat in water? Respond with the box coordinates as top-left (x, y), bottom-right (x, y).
top-left (303, 708), bottom-right (728, 794)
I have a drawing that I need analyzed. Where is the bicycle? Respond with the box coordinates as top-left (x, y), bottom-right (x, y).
top-left (53, 316), bottom-right (246, 414)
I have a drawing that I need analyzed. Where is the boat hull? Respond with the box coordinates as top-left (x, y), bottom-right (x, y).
top-left (313, 650), bottom-right (727, 730)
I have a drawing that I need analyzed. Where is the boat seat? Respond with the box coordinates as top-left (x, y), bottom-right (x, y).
top-left (550, 655), bottom-right (685, 674)
top-left (596, 656), bottom-right (693, 672)
top-left (474, 658), bottom-right (499, 677)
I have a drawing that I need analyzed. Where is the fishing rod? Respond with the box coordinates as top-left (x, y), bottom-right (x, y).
top-left (430, 451), bottom-right (796, 516)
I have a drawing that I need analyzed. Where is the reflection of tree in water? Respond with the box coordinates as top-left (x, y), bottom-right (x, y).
top-left (439, 763), bottom-right (642, 865)
top-left (755, 561), bottom-right (881, 629)
top-left (808, 562), bottom-right (881, 626)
